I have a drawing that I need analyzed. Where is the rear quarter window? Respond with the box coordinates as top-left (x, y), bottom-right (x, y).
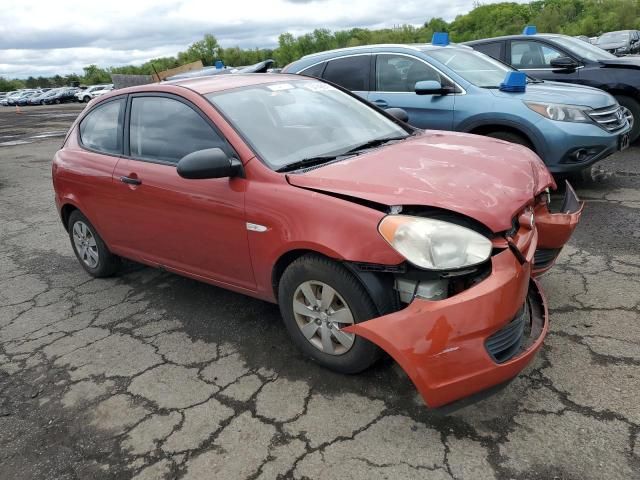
top-left (473, 42), bottom-right (504, 61)
top-left (79, 98), bottom-right (125, 155)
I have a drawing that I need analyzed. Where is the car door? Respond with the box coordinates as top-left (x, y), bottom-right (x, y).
top-left (368, 53), bottom-right (455, 130)
top-left (72, 96), bottom-right (128, 246)
top-left (508, 39), bottom-right (581, 83)
top-left (111, 93), bottom-right (255, 290)
top-left (320, 54), bottom-right (371, 100)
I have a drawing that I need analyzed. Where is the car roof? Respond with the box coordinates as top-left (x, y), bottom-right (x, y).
top-left (164, 73), bottom-right (307, 94)
top-left (298, 42), bottom-right (472, 60)
top-left (465, 33), bottom-right (565, 44)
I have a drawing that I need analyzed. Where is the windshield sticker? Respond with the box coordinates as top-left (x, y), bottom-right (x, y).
top-left (268, 83), bottom-right (294, 91)
top-left (302, 82), bottom-right (334, 91)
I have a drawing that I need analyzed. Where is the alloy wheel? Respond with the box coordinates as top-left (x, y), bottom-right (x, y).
top-left (72, 221), bottom-right (99, 268)
top-left (292, 280), bottom-right (355, 355)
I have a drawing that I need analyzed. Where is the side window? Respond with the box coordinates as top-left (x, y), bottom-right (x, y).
top-left (473, 42), bottom-right (504, 61)
top-left (322, 55), bottom-right (370, 91)
top-left (79, 98), bottom-right (124, 155)
top-left (511, 41), bottom-right (564, 68)
top-left (300, 62), bottom-right (326, 78)
top-left (129, 96), bottom-right (226, 164)
top-left (375, 54), bottom-right (444, 93)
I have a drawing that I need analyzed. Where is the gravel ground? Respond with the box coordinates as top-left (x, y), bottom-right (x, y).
top-left (0, 103), bottom-right (639, 480)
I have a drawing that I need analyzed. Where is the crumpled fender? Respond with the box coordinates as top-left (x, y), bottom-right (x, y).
top-left (533, 181), bottom-right (584, 276)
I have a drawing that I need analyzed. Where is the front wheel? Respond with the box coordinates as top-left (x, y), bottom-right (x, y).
top-left (83, 96), bottom-right (90, 103)
top-left (616, 96), bottom-right (640, 143)
top-left (484, 131), bottom-right (534, 151)
top-left (278, 254), bottom-right (383, 374)
top-left (68, 210), bottom-right (120, 277)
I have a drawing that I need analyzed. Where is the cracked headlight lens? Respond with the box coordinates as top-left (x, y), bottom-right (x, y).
top-left (378, 215), bottom-right (492, 270)
top-left (525, 101), bottom-right (591, 123)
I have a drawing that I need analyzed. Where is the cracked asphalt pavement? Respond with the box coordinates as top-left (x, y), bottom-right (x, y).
top-left (1, 104), bottom-right (639, 480)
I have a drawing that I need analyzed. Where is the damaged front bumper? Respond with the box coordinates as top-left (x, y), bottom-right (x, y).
top-left (533, 181), bottom-right (584, 276)
top-left (344, 247), bottom-right (548, 408)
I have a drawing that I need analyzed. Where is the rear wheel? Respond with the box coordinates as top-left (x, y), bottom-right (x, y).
top-left (68, 210), bottom-right (120, 277)
top-left (278, 254), bottom-right (382, 374)
top-left (83, 96), bottom-right (90, 103)
top-left (615, 95), bottom-right (639, 143)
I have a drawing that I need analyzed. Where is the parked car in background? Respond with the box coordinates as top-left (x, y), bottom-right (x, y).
top-left (595, 30), bottom-right (640, 56)
top-left (589, 37), bottom-right (599, 45)
top-left (574, 35), bottom-right (591, 43)
top-left (91, 84), bottom-right (114, 99)
top-left (76, 85), bottom-right (109, 103)
top-left (52, 74), bottom-right (583, 408)
top-left (283, 38), bottom-right (630, 175)
top-left (465, 30), bottom-right (640, 142)
top-left (1, 91), bottom-right (19, 106)
top-left (15, 90), bottom-right (42, 106)
top-left (45, 87), bottom-right (80, 104)
top-left (28, 89), bottom-right (58, 105)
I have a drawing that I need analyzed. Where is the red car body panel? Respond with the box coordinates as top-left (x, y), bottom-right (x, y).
top-left (344, 251), bottom-right (547, 408)
top-left (52, 75), bottom-right (583, 407)
top-left (286, 131), bottom-right (555, 233)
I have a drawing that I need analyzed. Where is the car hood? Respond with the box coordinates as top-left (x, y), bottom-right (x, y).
top-left (286, 131), bottom-right (554, 232)
top-left (596, 42), bottom-right (627, 50)
top-left (598, 56), bottom-right (640, 70)
top-left (491, 81), bottom-right (615, 108)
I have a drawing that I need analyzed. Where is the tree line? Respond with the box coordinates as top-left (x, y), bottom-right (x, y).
top-left (2, 0), bottom-right (639, 91)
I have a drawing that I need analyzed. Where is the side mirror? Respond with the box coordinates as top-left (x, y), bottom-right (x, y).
top-left (177, 148), bottom-right (242, 179)
top-left (414, 80), bottom-right (451, 95)
top-left (550, 56), bottom-right (579, 71)
top-left (385, 107), bottom-right (409, 122)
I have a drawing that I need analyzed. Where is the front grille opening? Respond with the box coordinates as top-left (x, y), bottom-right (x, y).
top-left (485, 302), bottom-right (532, 363)
top-left (588, 105), bottom-right (628, 133)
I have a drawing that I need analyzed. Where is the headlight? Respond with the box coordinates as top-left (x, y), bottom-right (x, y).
top-left (378, 215), bottom-right (492, 270)
top-left (525, 102), bottom-right (591, 123)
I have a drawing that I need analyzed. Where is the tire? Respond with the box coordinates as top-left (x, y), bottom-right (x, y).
top-left (484, 131), bottom-right (534, 151)
top-left (55, 99), bottom-right (61, 104)
top-left (68, 210), bottom-right (120, 278)
top-left (278, 254), bottom-right (383, 374)
top-left (615, 95), bottom-right (640, 143)
top-left (83, 96), bottom-right (90, 103)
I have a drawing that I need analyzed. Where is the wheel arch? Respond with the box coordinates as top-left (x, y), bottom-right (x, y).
top-left (60, 202), bottom-right (79, 231)
top-left (271, 249), bottom-right (397, 317)
top-left (467, 124), bottom-right (537, 153)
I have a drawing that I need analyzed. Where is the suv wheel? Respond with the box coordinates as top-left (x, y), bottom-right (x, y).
top-left (278, 254), bottom-right (383, 374)
top-left (83, 96), bottom-right (91, 103)
top-left (616, 96), bottom-right (640, 143)
top-left (485, 131), bottom-right (534, 151)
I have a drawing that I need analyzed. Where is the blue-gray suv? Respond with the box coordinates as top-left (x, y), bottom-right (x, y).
top-left (283, 40), bottom-right (630, 174)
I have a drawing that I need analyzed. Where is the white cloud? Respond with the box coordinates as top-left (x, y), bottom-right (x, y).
top-left (0, 0), bottom-right (520, 78)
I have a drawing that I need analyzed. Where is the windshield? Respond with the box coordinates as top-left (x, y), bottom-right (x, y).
top-left (428, 48), bottom-right (512, 88)
top-left (207, 80), bottom-right (409, 171)
top-left (552, 35), bottom-right (617, 61)
top-left (597, 32), bottom-right (630, 44)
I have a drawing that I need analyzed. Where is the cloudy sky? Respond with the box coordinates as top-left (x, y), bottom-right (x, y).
top-left (1, 0), bottom-right (518, 78)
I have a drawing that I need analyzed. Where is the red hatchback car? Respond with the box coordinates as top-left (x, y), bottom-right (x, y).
top-left (52, 74), bottom-right (582, 407)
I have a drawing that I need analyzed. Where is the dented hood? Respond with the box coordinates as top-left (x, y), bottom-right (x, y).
top-left (286, 131), bottom-right (554, 232)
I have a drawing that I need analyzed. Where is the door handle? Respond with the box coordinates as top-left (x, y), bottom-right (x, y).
top-left (372, 99), bottom-right (388, 108)
top-left (120, 176), bottom-right (142, 186)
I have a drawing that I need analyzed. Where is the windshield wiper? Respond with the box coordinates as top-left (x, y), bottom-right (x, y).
top-left (276, 155), bottom-right (344, 173)
top-left (341, 136), bottom-right (407, 155)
